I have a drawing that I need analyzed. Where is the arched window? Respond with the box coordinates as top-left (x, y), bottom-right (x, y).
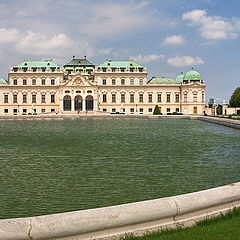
top-left (63, 95), bottom-right (71, 111)
top-left (74, 95), bottom-right (83, 111)
top-left (85, 95), bottom-right (94, 111)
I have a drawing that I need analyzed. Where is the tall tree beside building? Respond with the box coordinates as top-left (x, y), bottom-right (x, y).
top-left (229, 87), bottom-right (240, 107)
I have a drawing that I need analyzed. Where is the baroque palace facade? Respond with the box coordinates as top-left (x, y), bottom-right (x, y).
top-left (0, 57), bottom-right (206, 115)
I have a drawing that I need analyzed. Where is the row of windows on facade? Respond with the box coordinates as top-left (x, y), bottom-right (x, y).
top-left (12, 79), bottom-right (56, 86)
top-left (4, 108), bottom-right (56, 114)
top-left (102, 93), bottom-right (202, 103)
top-left (102, 107), bottom-right (180, 114)
top-left (99, 67), bottom-right (144, 73)
top-left (3, 94), bottom-right (56, 104)
top-left (102, 78), bottom-right (143, 86)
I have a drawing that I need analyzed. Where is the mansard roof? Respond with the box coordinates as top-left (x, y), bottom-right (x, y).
top-left (148, 77), bottom-right (177, 84)
top-left (0, 78), bottom-right (8, 84)
top-left (14, 60), bottom-right (59, 68)
top-left (99, 60), bottom-right (143, 68)
top-left (64, 57), bottom-right (95, 67)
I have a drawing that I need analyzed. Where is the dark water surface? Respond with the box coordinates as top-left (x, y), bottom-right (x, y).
top-left (0, 118), bottom-right (240, 219)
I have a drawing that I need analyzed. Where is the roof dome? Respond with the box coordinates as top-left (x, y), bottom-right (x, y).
top-left (175, 72), bottom-right (184, 83)
top-left (183, 68), bottom-right (202, 81)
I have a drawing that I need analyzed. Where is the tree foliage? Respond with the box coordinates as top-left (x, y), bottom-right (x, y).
top-left (216, 105), bottom-right (222, 115)
top-left (153, 105), bottom-right (161, 115)
top-left (229, 87), bottom-right (240, 107)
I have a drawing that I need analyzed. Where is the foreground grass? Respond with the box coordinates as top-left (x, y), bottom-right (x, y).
top-left (122, 208), bottom-right (240, 240)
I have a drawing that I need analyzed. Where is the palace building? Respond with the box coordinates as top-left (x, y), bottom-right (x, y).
top-left (0, 56), bottom-right (206, 115)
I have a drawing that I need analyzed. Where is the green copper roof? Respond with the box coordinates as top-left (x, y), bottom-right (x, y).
top-left (175, 73), bottom-right (184, 83)
top-left (99, 60), bottom-right (143, 68)
top-left (0, 78), bottom-right (8, 84)
top-left (148, 77), bottom-right (177, 84)
top-left (14, 60), bottom-right (59, 68)
top-left (64, 58), bottom-right (95, 67)
top-left (183, 68), bottom-right (202, 81)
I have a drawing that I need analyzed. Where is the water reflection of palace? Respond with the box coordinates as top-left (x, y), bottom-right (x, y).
top-left (0, 56), bottom-right (206, 115)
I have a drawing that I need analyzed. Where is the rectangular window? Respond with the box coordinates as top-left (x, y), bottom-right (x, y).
top-left (157, 94), bottom-right (161, 103)
top-left (130, 108), bottom-right (134, 114)
top-left (112, 79), bottom-right (115, 85)
top-left (139, 94), bottom-right (143, 103)
top-left (112, 94), bottom-right (116, 103)
top-left (175, 94), bottom-right (180, 103)
top-left (130, 79), bottom-right (134, 85)
top-left (130, 94), bottom-right (134, 103)
top-left (23, 94), bottom-right (27, 103)
top-left (42, 79), bottom-right (45, 85)
top-left (23, 79), bottom-right (27, 85)
top-left (4, 95), bottom-right (8, 103)
top-left (166, 94), bottom-right (171, 103)
top-left (13, 109), bottom-right (17, 115)
top-left (148, 108), bottom-right (152, 113)
top-left (202, 92), bottom-right (205, 103)
top-left (13, 95), bottom-right (17, 103)
top-left (4, 109), bottom-right (8, 113)
top-left (13, 79), bottom-right (17, 85)
top-left (167, 108), bottom-right (171, 112)
top-left (103, 108), bottom-right (107, 112)
top-left (120, 68), bottom-right (125, 72)
top-left (139, 79), bottom-right (143, 85)
top-left (123, 108), bottom-right (125, 113)
top-left (193, 94), bottom-right (197, 102)
top-left (41, 109), bottom-right (45, 113)
top-left (32, 94), bottom-right (36, 103)
top-left (41, 95), bottom-right (46, 103)
top-left (184, 94), bottom-right (188, 102)
top-left (102, 79), bottom-right (106, 85)
top-left (140, 108), bottom-right (143, 113)
top-left (148, 94), bottom-right (152, 103)
top-left (121, 79), bottom-right (125, 85)
top-left (176, 108), bottom-right (180, 112)
top-left (32, 78), bottom-right (36, 85)
top-left (51, 109), bottom-right (55, 112)
top-left (51, 79), bottom-right (55, 85)
top-left (112, 108), bottom-right (116, 113)
top-left (103, 94), bottom-right (107, 103)
top-left (51, 95), bottom-right (55, 103)
top-left (23, 109), bottom-right (27, 114)
top-left (121, 94), bottom-right (125, 103)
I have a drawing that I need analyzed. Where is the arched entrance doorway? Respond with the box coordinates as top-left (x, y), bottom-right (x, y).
top-left (74, 95), bottom-right (82, 111)
top-left (85, 95), bottom-right (94, 111)
top-left (63, 95), bottom-right (71, 111)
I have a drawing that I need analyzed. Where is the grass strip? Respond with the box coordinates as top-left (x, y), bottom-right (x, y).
top-left (122, 208), bottom-right (240, 240)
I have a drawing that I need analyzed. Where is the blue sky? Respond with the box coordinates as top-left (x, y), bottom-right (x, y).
top-left (0, 0), bottom-right (240, 102)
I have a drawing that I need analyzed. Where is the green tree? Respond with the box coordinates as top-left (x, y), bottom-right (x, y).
top-left (216, 105), bottom-right (222, 115)
top-left (153, 105), bottom-right (161, 115)
top-left (229, 87), bottom-right (240, 107)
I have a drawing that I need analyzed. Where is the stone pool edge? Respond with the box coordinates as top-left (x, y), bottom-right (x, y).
top-left (1, 182), bottom-right (240, 240)
top-left (0, 114), bottom-right (240, 130)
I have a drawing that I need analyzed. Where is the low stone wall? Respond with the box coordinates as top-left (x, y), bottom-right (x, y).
top-left (1, 183), bottom-right (240, 240)
top-left (198, 116), bottom-right (240, 129)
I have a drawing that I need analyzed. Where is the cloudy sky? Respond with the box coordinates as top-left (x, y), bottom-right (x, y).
top-left (0, 0), bottom-right (240, 102)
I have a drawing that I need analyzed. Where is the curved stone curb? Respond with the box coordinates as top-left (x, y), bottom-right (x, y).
top-left (1, 183), bottom-right (240, 240)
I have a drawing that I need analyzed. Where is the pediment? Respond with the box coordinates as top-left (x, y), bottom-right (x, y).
top-left (63, 75), bottom-right (93, 87)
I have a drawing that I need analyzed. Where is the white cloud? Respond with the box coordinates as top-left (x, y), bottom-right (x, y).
top-left (183, 9), bottom-right (240, 40)
top-left (15, 31), bottom-right (74, 56)
top-left (130, 54), bottom-right (165, 64)
top-left (167, 56), bottom-right (204, 67)
top-left (0, 28), bottom-right (20, 44)
top-left (164, 35), bottom-right (185, 45)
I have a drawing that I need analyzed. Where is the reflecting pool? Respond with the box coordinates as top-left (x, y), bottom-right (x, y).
top-left (0, 118), bottom-right (240, 219)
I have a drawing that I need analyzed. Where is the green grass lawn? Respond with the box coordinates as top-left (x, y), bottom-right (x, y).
top-left (122, 208), bottom-right (240, 240)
